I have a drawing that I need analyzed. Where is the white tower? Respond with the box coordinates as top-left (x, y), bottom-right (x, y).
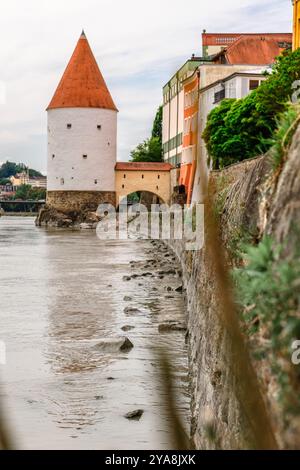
top-left (46, 31), bottom-right (118, 212)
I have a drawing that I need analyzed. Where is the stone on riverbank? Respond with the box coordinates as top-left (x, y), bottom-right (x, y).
top-left (121, 325), bottom-right (135, 332)
top-left (93, 336), bottom-right (134, 353)
top-left (124, 306), bottom-right (141, 315)
top-left (158, 322), bottom-right (187, 333)
top-left (124, 409), bottom-right (144, 421)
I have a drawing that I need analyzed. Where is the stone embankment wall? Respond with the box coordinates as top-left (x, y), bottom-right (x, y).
top-left (47, 191), bottom-right (116, 213)
top-left (168, 126), bottom-right (300, 449)
top-left (36, 191), bottom-right (116, 228)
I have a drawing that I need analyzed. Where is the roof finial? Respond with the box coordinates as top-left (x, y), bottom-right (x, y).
top-left (81, 29), bottom-right (86, 38)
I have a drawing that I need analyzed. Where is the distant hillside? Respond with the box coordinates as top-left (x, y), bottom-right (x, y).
top-left (0, 161), bottom-right (43, 180)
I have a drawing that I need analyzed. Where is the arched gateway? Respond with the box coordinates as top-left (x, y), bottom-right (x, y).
top-left (115, 162), bottom-right (173, 207)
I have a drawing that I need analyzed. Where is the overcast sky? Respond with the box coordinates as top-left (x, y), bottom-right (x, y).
top-left (0, 0), bottom-right (292, 173)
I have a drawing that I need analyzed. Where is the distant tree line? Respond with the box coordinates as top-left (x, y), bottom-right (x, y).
top-left (0, 160), bottom-right (43, 180)
top-left (13, 184), bottom-right (46, 201)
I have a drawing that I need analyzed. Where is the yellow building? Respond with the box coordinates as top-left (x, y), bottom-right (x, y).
top-left (293, 0), bottom-right (300, 50)
top-left (10, 172), bottom-right (29, 187)
top-left (115, 162), bottom-right (173, 206)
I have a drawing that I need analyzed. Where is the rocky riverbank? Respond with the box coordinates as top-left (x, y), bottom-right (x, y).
top-left (35, 205), bottom-right (102, 229)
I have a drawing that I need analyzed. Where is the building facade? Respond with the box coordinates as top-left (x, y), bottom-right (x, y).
top-left (293, 0), bottom-right (300, 50)
top-left (162, 31), bottom-right (292, 204)
top-left (162, 57), bottom-right (205, 166)
top-left (47, 31), bottom-right (118, 212)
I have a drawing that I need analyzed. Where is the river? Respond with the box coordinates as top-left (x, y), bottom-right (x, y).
top-left (0, 216), bottom-right (190, 450)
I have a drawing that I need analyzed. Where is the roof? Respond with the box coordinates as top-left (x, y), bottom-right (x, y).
top-left (212, 34), bottom-right (292, 65)
top-left (47, 31), bottom-right (117, 111)
top-left (202, 32), bottom-right (292, 47)
top-left (115, 162), bottom-right (174, 172)
top-left (162, 57), bottom-right (203, 93)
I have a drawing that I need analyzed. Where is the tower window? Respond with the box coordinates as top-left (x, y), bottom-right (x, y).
top-left (94, 179), bottom-right (98, 184)
top-left (67, 123), bottom-right (72, 129)
top-left (158, 175), bottom-right (160, 179)
top-left (122, 184), bottom-right (125, 189)
top-left (142, 174), bottom-right (144, 179)
top-left (108, 142), bottom-right (110, 146)
top-left (82, 154), bottom-right (88, 159)
top-left (123, 174), bottom-right (126, 179)
top-left (97, 125), bottom-right (102, 130)
top-left (60, 178), bottom-right (64, 185)
top-left (52, 154), bottom-right (55, 159)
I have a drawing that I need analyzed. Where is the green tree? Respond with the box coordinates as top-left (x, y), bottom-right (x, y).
top-left (130, 137), bottom-right (162, 162)
top-left (28, 168), bottom-right (43, 177)
top-left (131, 106), bottom-right (163, 162)
top-left (0, 161), bottom-right (20, 178)
top-left (203, 49), bottom-right (300, 169)
top-left (14, 184), bottom-right (46, 201)
top-left (202, 99), bottom-right (236, 169)
top-left (0, 178), bottom-right (11, 185)
top-left (151, 106), bottom-right (162, 142)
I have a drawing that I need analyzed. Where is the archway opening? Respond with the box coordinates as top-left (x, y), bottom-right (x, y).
top-left (116, 191), bottom-right (165, 211)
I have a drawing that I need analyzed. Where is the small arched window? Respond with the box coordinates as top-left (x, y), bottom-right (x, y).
top-left (142, 174), bottom-right (144, 179)
top-left (60, 178), bottom-right (64, 185)
top-left (94, 179), bottom-right (98, 184)
top-left (67, 123), bottom-right (72, 129)
top-left (82, 154), bottom-right (88, 159)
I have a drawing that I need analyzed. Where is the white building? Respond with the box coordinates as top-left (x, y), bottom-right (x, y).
top-left (29, 176), bottom-right (47, 189)
top-left (46, 31), bottom-right (118, 211)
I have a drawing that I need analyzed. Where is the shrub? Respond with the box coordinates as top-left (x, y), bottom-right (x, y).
top-left (268, 104), bottom-right (300, 169)
top-left (232, 236), bottom-right (300, 414)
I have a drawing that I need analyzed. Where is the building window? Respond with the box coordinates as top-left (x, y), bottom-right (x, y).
top-left (108, 142), bottom-right (110, 146)
top-left (214, 89), bottom-right (225, 104)
top-left (60, 178), bottom-right (64, 185)
top-left (67, 123), bottom-right (72, 129)
top-left (82, 154), bottom-right (88, 159)
top-left (158, 175), bottom-right (160, 179)
top-left (123, 174), bottom-right (126, 179)
top-left (249, 79), bottom-right (260, 91)
top-left (94, 179), bottom-right (98, 184)
top-left (156, 186), bottom-right (159, 190)
top-left (142, 174), bottom-right (144, 179)
top-left (122, 184), bottom-right (125, 189)
top-left (97, 125), bottom-right (102, 130)
top-left (52, 154), bottom-right (55, 159)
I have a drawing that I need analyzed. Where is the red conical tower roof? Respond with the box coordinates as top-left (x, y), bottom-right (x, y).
top-left (47, 31), bottom-right (117, 111)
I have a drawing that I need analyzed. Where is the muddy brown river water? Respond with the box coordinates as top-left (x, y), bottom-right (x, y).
top-left (0, 217), bottom-right (190, 450)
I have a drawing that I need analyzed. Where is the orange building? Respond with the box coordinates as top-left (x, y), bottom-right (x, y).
top-left (179, 71), bottom-right (200, 205)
